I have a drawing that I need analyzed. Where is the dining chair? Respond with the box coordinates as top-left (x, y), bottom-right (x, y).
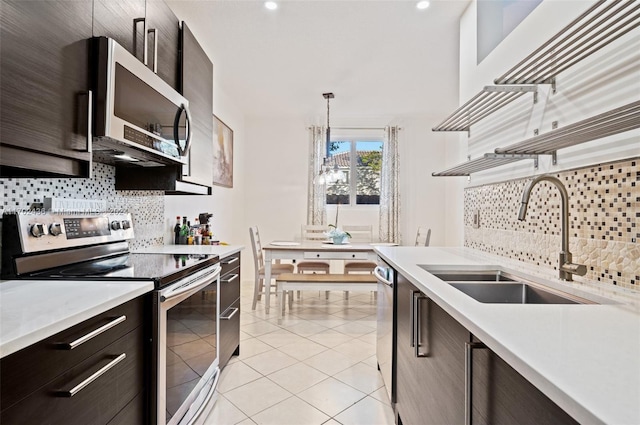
top-left (342, 225), bottom-right (377, 299)
top-left (415, 227), bottom-right (432, 246)
top-left (249, 226), bottom-right (295, 310)
top-left (297, 224), bottom-right (331, 300)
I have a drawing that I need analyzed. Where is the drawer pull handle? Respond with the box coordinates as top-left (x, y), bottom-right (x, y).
top-left (221, 274), bottom-right (239, 284)
top-left (223, 257), bottom-right (239, 265)
top-left (220, 307), bottom-right (239, 320)
top-left (59, 353), bottom-right (126, 397)
top-left (62, 315), bottom-right (127, 350)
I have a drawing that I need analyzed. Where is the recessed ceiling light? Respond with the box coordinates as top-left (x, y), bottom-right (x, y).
top-left (416, 1), bottom-right (430, 10)
top-left (265, 1), bottom-right (278, 10)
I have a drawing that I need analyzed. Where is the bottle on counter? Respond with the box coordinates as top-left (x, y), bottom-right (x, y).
top-left (187, 220), bottom-right (193, 245)
top-left (179, 216), bottom-right (188, 244)
top-left (173, 216), bottom-right (181, 245)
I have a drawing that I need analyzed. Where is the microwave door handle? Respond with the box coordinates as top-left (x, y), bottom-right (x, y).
top-left (174, 103), bottom-right (193, 157)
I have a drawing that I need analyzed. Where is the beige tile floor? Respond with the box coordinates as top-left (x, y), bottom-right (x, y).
top-left (203, 281), bottom-right (395, 425)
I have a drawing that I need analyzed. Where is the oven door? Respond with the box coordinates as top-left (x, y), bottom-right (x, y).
top-left (154, 263), bottom-right (221, 425)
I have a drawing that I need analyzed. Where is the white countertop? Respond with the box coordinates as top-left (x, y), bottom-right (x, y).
top-left (374, 246), bottom-right (640, 425)
top-left (133, 244), bottom-right (244, 258)
top-left (0, 279), bottom-right (154, 358)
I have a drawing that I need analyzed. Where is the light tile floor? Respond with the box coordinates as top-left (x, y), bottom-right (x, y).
top-left (202, 282), bottom-right (395, 425)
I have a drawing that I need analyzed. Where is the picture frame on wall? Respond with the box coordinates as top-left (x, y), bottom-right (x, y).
top-left (212, 114), bottom-right (233, 188)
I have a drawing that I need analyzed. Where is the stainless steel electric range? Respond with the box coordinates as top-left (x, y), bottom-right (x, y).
top-left (1, 211), bottom-right (221, 425)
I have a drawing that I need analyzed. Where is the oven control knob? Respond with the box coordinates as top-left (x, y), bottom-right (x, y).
top-left (121, 220), bottom-right (131, 230)
top-left (30, 223), bottom-right (46, 238)
top-left (49, 223), bottom-right (63, 236)
top-left (111, 221), bottom-right (122, 230)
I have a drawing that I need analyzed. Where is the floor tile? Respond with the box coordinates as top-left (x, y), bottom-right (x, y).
top-left (297, 377), bottom-right (366, 417)
top-left (333, 395), bottom-right (395, 425)
top-left (251, 396), bottom-right (330, 425)
top-left (306, 329), bottom-right (354, 348)
top-left (277, 339), bottom-right (329, 361)
top-left (332, 321), bottom-right (376, 337)
top-left (256, 329), bottom-right (307, 348)
top-left (217, 361), bottom-right (262, 393)
top-left (202, 394), bottom-right (248, 425)
top-left (224, 377), bottom-right (292, 417)
top-left (303, 349), bottom-right (359, 376)
top-left (236, 419), bottom-right (257, 425)
top-left (333, 362), bottom-right (385, 394)
top-left (267, 362), bottom-right (329, 394)
top-left (332, 340), bottom-right (377, 363)
top-left (357, 330), bottom-right (377, 346)
top-left (360, 355), bottom-right (379, 369)
top-left (241, 320), bottom-right (282, 337)
top-left (235, 338), bottom-right (274, 360)
top-left (286, 320), bottom-right (330, 337)
top-left (242, 349), bottom-right (299, 375)
top-left (369, 387), bottom-right (392, 406)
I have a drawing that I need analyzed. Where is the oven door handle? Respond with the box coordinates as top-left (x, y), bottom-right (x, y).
top-left (160, 265), bottom-right (221, 302)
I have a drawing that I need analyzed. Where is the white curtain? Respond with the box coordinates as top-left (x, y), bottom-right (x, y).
top-left (379, 126), bottom-right (401, 243)
top-left (307, 126), bottom-right (327, 225)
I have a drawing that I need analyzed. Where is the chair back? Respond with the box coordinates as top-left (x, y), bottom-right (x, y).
top-left (342, 225), bottom-right (373, 243)
top-left (302, 224), bottom-right (329, 241)
top-left (415, 227), bottom-right (431, 246)
top-left (249, 226), bottom-right (264, 270)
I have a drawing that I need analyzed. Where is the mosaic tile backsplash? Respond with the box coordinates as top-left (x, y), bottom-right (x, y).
top-left (0, 163), bottom-right (164, 250)
top-left (464, 158), bottom-right (639, 291)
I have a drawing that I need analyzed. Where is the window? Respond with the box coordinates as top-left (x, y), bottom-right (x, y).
top-left (326, 139), bottom-right (383, 205)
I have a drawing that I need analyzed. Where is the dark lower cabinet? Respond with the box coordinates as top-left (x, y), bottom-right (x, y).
top-left (0, 0), bottom-right (93, 177)
top-left (219, 253), bottom-right (241, 368)
top-left (394, 271), bottom-right (579, 425)
top-left (0, 295), bottom-right (150, 425)
top-left (470, 343), bottom-right (578, 425)
top-left (395, 275), bottom-right (466, 425)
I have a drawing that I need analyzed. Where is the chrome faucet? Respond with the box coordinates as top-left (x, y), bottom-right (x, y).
top-left (517, 174), bottom-right (587, 281)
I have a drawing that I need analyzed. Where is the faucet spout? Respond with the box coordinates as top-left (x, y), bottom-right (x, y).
top-left (517, 174), bottom-right (585, 281)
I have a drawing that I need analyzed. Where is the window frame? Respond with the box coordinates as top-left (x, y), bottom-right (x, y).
top-left (326, 137), bottom-right (383, 207)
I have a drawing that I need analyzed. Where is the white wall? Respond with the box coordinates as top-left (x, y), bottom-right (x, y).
top-left (457, 0), bottom-right (640, 187)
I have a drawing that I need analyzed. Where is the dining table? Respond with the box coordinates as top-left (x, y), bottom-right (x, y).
top-left (262, 240), bottom-right (394, 313)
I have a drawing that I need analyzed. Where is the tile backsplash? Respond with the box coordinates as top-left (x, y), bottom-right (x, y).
top-left (0, 163), bottom-right (164, 249)
top-left (464, 158), bottom-right (639, 291)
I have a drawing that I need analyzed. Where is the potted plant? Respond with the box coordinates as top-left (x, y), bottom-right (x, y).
top-left (325, 224), bottom-right (351, 245)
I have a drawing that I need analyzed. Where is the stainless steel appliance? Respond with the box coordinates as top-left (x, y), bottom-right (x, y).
top-left (91, 36), bottom-right (192, 167)
top-left (374, 259), bottom-right (396, 403)
top-left (1, 211), bottom-right (221, 425)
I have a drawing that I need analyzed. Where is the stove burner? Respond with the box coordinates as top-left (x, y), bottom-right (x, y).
top-left (57, 263), bottom-right (130, 276)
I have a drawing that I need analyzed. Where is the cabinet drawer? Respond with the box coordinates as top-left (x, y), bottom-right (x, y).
top-left (0, 326), bottom-right (145, 425)
top-left (219, 298), bottom-right (240, 369)
top-left (220, 253), bottom-right (240, 277)
top-left (0, 295), bottom-right (147, 410)
top-left (304, 251), bottom-right (369, 260)
top-left (220, 269), bottom-right (240, 310)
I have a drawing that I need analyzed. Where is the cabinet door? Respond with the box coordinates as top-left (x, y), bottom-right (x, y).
top-left (396, 275), bottom-right (467, 425)
top-left (0, 0), bottom-right (92, 177)
top-left (93, 0), bottom-right (146, 61)
top-left (472, 346), bottom-right (578, 425)
top-left (179, 21), bottom-right (214, 187)
top-left (146, 0), bottom-right (180, 90)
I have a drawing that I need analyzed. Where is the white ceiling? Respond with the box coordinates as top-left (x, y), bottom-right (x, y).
top-left (167, 0), bottom-right (471, 119)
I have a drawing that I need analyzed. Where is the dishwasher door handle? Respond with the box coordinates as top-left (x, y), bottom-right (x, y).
top-left (374, 266), bottom-right (393, 287)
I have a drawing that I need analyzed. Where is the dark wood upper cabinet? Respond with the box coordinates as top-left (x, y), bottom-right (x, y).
top-left (146, 0), bottom-right (181, 90)
top-left (180, 22), bottom-right (214, 188)
top-left (93, 0), bottom-right (179, 90)
top-left (0, 0), bottom-right (93, 177)
top-left (92, 0), bottom-right (146, 62)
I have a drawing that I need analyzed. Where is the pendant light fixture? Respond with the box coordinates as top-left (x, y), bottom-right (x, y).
top-left (314, 93), bottom-right (345, 185)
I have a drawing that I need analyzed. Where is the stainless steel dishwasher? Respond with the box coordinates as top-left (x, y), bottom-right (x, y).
top-left (374, 258), bottom-right (396, 403)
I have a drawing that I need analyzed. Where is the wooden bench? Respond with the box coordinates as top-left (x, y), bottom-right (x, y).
top-left (275, 273), bottom-right (378, 322)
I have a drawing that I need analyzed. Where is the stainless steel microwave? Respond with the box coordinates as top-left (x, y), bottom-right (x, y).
top-left (91, 37), bottom-right (191, 167)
